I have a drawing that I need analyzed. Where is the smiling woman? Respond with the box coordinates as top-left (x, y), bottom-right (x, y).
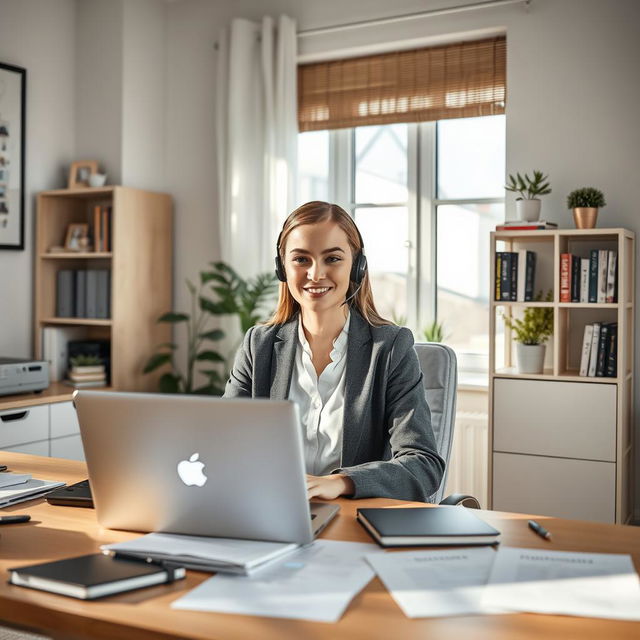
top-left (223, 201), bottom-right (445, 503)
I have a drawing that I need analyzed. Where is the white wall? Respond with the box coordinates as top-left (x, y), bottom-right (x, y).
top-left (0, 0), bottom-right (76, 357)
top-left (75, 0), bottom-right (123, 183)
top-left (164, 0), bottom-right (640, 517)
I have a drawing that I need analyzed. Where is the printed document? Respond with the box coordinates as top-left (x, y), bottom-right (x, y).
top-left (482, 547), bottom-right (640, 620)
top-left (172, 539), bottom-right (382, 622)
top-left (366, 547), bottom-right (502, 618)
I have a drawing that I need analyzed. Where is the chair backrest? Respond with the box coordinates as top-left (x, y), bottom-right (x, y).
top-left (413, 342), bottom-right (458, 504)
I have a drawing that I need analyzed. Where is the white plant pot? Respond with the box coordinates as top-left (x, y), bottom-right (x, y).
top-left (516, 199), bottom-right (542, 222)
top-left (516, 343), bottom-right (546, 374)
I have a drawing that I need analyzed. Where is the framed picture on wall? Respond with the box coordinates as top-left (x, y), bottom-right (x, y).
top-left (0, 62), bottom-right (26, 250)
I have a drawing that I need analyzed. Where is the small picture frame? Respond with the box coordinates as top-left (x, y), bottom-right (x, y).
top-left (68, 160), bottom-right (98, 189)
top-left (64, 223), bottom-right (89, 252)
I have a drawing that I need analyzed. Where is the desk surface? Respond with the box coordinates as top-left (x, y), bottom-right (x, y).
top-left (0, 453), bottom-right (638, 640)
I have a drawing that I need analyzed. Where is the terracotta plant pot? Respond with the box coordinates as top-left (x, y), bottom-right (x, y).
top-left (573, 207), bottom-right (598, 229)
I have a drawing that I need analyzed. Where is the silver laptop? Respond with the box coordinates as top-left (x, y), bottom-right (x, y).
top-left (73, 391), bottom-right (339, 545)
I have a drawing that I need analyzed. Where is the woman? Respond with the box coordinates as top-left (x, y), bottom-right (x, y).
top-left (224, 201), bottom-right (445, 502)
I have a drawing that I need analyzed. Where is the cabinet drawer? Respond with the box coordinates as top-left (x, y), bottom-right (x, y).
top-left (493, 379), bottom-right (616, 462)
top-left (50, 434), bottom-right (85, 461)
top-left (493, 452), bottom-right (615, 523)
top-left (0, 405), bottom-right (49, 448)
top-left (3, 440), bottom-right (50, 456)
top-left (50, 401), bottom-right (80, 438)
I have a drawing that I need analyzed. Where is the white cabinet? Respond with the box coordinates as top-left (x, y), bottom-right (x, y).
top-left (50, 401), bottom-right (80, 439)
top-left (0, 405), bottom-right (49, 449)
top-left (493, 452), bottom-right (616, 523)
top-left (493, 379), bottom-right (616, 462)
top-left (50, 434), bottom-right (84, 461)
top-left (0, 401), bottom-right (83, 461)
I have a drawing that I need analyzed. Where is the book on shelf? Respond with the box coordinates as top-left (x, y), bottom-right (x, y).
top-left (580, 322), bottom-right (618, 378)
top-left (42, 326), bottom-right (86, 382)
top-left (588, 323), bottom-right (601, 377)
top-left (558, 250), bottom-right (617, 305)
top-left (64, 379), bottom-right (108, 388)
top-left (560, 253), bottom-right (571, 303)
top-left (605, 324), bottom-right (618, 377)
top-left (68, 372), bottom-right (106, 383)
top-left (597, 249), bottom-right (608, 303)
top-left (579, 324), bottom-right (594, 377)
top-left (580, 258), bottom-right (590, 303)
top-left (494, 251), bottom-right (536, 302)
top-left (495, 220), bottom-right (558, 231)
top-left (606, 251), bottom-right (618, 303)
top-left (55, 269), bottom-right (111, 320)
top-left (92, 205), bottom-right (112, 252)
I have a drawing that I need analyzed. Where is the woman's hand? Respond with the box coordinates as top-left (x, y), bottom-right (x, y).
top-left (306, 473), bottom-right (355, 500)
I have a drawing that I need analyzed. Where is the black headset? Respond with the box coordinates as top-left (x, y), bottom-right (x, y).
top-left (274, 225), bottom-right (368, 285)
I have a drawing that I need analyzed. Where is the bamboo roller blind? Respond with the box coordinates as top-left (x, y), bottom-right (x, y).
top-left (298, 36), bottom-right (506, 131)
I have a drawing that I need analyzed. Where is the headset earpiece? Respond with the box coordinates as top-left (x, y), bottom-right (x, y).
top-left (275, 232), bottom-right (287, 282)
top-left (350, 251), bottom-right (367, 285)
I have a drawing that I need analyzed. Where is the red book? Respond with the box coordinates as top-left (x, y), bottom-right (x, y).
top-left (560, 253), bottom-right (571, 302)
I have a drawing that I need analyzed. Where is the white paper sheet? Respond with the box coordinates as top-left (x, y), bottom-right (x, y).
top-left (366, 547), bottom-right (502, 618)
top-left (171, 539), bottom-right (382, 623)
top-left (482, 547), bottom-right (640, 620)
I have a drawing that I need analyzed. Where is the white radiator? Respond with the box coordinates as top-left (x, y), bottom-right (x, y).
top-left (444, 410), bottom-right (488, 508)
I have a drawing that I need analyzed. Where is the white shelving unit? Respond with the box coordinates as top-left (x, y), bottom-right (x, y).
top-left (488, 228), bottom-right (635, 524)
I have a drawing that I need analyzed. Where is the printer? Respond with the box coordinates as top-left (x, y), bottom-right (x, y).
top-left (0, 357), bottom-right (49, 396)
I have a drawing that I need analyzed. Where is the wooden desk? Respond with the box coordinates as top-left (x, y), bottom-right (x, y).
top-left (0, 453), bottom-right (638, 640)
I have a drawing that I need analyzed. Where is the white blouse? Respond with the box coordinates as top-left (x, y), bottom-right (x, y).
top-left (288, 313), bottom-right (350, 476)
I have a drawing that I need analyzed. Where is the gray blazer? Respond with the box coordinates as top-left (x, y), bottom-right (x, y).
top-left (223, 311), bottom-right (445, 502)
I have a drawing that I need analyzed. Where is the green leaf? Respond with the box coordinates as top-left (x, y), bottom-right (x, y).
top-left (199, 329), bottom-right (225, 341)
top-left (159, 373), bottom-right (181, 393)
top-left (196, 350), bottom-right (226, 363)
top-left (186, 279), bottom-right (196, 295)
top-left (143, 352), bottom-right (172, 373)
top-left (158, 312), bottom-right (190, 323)
top-left (199, 297), bottom-right (228, 315)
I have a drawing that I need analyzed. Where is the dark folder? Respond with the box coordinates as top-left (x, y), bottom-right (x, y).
top-left (357, 506), bottom-right (500, 547)
top-left (9, 553), bottom-right (185, 600)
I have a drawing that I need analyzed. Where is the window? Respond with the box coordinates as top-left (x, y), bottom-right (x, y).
top-left (297, 114), bottom-right (505, 381)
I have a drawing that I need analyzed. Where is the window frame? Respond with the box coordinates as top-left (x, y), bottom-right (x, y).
top-left (317, 118), bottom-right (505, 374)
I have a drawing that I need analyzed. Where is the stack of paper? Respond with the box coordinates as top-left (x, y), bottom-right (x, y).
top-left (482, 547), bottom-right (640, 621)
top-left (102, 533), bottom-right (299, 576)
top-left (172, 539), bottom-right (383, 622)
top-left (366, 546), bottom-right (640, 621)
top-left (0, 475), bottom-right (65, 508)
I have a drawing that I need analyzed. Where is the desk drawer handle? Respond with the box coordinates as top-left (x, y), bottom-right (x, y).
top-left (1, 411), bottom-right (29, 423)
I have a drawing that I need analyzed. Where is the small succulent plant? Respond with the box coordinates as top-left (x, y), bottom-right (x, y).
top-left (567, 187), bottom-right (606, 209)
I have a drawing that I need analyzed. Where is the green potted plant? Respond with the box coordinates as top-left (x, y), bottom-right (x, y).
top-left (502, 291), bottom-right (553, 374)
top-left (420, 319), bottom-right (447, 343)
top-left (566, 187), bottom-right (606, 229)
top-left (504, 170), bottom-right (552, 222)
top-left (143, 262), bottom-right (277, 395)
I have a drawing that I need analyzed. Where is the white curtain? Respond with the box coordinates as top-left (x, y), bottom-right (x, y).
top-left (216, 15), bottom-right (298, 279)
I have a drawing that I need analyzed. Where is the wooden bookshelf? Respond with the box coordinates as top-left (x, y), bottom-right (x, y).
top-left (34, 186), bottom-right (173, 391)
top-left (488, 228), bottom-right (635, 524)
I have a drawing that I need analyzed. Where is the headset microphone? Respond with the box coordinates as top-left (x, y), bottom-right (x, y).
top-left (341, 281), bottom-right (364, 307)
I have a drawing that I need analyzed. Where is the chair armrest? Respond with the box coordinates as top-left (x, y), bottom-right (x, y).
top-left (439, 493), bottom-right (481, 509)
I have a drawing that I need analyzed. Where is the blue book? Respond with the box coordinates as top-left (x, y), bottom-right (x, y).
top-left (588, 249), bottom-right (599, 303)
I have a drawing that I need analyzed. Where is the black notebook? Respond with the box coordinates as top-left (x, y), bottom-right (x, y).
top-left (356, 506), bottom-right (501, 547)
top-left (8, 553), bottom-right (185, 600)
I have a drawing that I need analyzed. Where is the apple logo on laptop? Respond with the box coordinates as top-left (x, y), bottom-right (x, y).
top-left (177, 453), bottom-right (208, 487)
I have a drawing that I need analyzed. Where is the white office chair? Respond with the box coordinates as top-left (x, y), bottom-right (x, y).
top-left (414, 342), bottom-right (480, 508)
